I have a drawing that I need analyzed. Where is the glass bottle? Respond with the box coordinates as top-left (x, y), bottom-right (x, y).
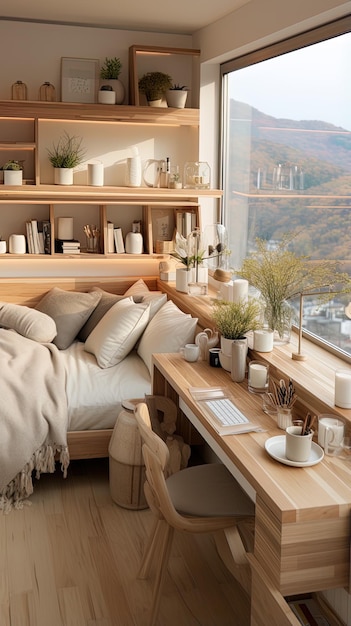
top-left (39, 82), bottom-right (56, 102)
top-left (11, 80), bottom-right (28, 100)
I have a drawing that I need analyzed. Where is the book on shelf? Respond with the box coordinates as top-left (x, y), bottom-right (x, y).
top-left (176, 211), bottom-right (197, 237)
top-left (107, 221), bottom-right (115, 253)
top-left (54, 238), bottom-right (81, 254)
top-left (41, 220), bottom-right (51, 254)
top-left (114, 227), bottom-right (125, 253)
top-left (26, 219), bottom-right (50, 254)
top-left (31, 219), bottom-right (40, 254)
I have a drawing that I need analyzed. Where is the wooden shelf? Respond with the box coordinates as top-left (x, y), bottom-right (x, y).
top-left (0, 185), bottom-right (222, 204)
top-left (0, 100), bottom-right (199, 126)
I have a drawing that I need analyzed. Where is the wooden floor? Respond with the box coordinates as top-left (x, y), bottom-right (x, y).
top-left (0, 458), bottom-right (250, 626)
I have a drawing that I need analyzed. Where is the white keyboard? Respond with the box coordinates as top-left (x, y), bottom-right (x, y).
top-left (204, 398), bottom-right (249, 427)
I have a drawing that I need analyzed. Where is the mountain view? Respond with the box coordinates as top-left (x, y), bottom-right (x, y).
top-left (228, 100), bottom-right (351, 264)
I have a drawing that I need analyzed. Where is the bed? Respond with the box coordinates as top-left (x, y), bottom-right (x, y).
top-left (0, 274), bottom-right (199, 510)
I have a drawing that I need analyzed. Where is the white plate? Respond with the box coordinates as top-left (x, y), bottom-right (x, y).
top-left (265, 435), bottom-right (324, 467)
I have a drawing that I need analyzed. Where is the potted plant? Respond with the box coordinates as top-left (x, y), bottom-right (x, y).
top-left (138, 72), bottom-right (172, 106)
top-left (99, 57), bottom-right (125, 104)
top-left (237, 233), bottom-right (351, 345)
top-left (3, 160), bottom-right (23, 185)
top-left (47, 132), bottom-right (86, 185)
top-left (211, 297), bottom-right (262, 376)
top-left (171, 230), bottom-right (207, 293)
top-left (166, 84), bottom-right (188, 108)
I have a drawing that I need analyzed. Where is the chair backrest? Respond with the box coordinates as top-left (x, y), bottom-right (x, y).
top-left (134, 402), bottom-right (184, 525)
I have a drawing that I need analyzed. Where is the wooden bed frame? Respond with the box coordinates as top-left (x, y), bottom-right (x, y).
top-left (0, 275), bottom-right (159, 460)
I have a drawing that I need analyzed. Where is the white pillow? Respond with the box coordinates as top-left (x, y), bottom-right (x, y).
top-left (84, 297), bottom-right (150, 368)
top-left (124, 279), bottom-right (150, 297)
top-left (141, 292), bottom-right (167, 320)
top-left (137, 300), bottom-right (198, 374)
top-left (0, 302), bottom-right (57, 343)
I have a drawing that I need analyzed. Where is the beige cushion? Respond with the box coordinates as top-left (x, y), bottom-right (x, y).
top-left (124, 278), bottom-right (150, 297)
top-left (84, 297), bottom-right (150, 368)
top-left (167, 463), bottom-right (255, 517)
top-left (137, 300), bottom-right (198, 374)
top-left (77, 287), bottom-right (126, 342)
top-left (36, 287), bottom-right (101, 349)
top-left (0, 302), bottom-right (57, 343)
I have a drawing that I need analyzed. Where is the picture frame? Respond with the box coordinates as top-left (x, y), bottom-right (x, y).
top-left (61, 57), bottom-right (99, 103)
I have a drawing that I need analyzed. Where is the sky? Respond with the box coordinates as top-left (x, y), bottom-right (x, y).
top-left (229, 32), bottom-right (350, 132)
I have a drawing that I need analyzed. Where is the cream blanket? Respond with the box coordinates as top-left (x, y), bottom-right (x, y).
top-left (0, 329), bottom-right (69, 512)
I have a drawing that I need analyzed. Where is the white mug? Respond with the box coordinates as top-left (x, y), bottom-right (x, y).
top-left (180, 343), bottom-right (199, 362)
top-left (286, 425), bottom-right (313, 463)
top-left (318, 415), bottom-right (344, 455)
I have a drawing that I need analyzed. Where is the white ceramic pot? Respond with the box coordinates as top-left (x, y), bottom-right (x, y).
top-left (9, 234), bottom-right (26, 254)
top-left (100, 79), bottom-right (125, 104)
top-left (54, 168), bottom-right (73, 185)
top-left (87, 162), bottom-right (104, 186)
top-left (4, 170), bottom-right (22, 185)
top-left (166, 90), bottom-right (188, 108)
top-left (0, 240), bottom-right (7, 254)
top-left (176, 267), bottom-right (193, 293)
top-left (98, 90), bottom-right (116, 105)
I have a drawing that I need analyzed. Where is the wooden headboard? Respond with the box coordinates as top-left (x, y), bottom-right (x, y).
top-left (0, 275), bottom-right (159, 307)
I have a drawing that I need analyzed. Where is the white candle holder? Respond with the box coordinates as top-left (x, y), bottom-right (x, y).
top-left (335, 370), bottom-right (351, 408)
top-left (248, 360), bottom-right (269, 394)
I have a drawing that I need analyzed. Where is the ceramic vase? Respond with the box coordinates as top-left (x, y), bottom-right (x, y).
top-left (176, 267), bottom-right (192, 293)
top-left (230, 338), bottom-right (248, 383)
top-left (4, 170), bottom-right (22, 185)
top-left (166, 90), bottom-right (188, 108)
top-left (54, 168), bottom-right (73, 185)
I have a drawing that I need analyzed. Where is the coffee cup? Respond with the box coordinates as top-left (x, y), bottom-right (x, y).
top-left (285, 425), bottom-right (313, 463)
top-left (180, 343), bottom-right (199, 362)
top-left (209, 347), bottom-right (221, 367)
top-left (318, 415), bottom-right (344, 456)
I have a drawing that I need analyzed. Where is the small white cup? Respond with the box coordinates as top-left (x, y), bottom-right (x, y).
top-left (285, 425), bottom-right (313, 463)
top-left (318, 415), bottom-right (345, 456)
top-left (180, 343), bottom-right (199, 362)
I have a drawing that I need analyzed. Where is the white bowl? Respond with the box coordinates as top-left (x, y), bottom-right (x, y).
top-left (219, 350), bottom-right (231, 371)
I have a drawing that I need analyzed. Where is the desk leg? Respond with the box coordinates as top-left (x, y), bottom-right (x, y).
top-left (248, 555), bottom-right (300, 626)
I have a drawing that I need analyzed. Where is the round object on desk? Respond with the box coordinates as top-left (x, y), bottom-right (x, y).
top-left (108, 405), bottom-right (147, 510)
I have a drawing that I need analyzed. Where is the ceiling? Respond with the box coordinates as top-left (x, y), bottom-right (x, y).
top-left (0, 0), bottom-right (249, 35)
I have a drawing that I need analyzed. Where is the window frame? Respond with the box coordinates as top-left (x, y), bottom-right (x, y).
top-left (219, 15), bottom-right (351, 362)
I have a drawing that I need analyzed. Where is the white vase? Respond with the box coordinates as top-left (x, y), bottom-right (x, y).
top-left (4, 170), bottom-right (22, 185)
top-left (54, 168), bottom-right (73, 185)
top-left (231, 338), bottom-right (248, 383)
top-left (98, 90), bottom-right (116, 105)
top-left (176, 267), bottom-right (193, 293)
top-left (99, 79), bottom-right (125, 104)
top-left (166, 90), bottom-right (188, 108)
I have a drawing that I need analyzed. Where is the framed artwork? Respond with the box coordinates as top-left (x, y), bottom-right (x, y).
top-left (61, 57), bottom-right (99, 103)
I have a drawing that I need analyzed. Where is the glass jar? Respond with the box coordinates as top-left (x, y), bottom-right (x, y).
top-left (39, 82), bottom-right (56, 102)
top-left (183, 161), bottom-right (211, 189)
top-left (11, 80), bottom-right (27, 100)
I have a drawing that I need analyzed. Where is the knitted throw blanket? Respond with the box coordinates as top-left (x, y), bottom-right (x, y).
top-left (0, 329), bottom-right (69, 513)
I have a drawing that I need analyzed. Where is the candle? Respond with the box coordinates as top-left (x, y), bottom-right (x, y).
top-left (253, 329), bottom-right (273, 352)
top-left (335, 369), bottom-right (351, 408)
top-left (231, 279), bottom-right (249, 303)
top-left (248, 361), bottom-right (269, 392)
top-left (57, 217), bottom-right (74, 240)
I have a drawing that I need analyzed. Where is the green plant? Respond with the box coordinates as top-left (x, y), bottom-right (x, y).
top-left (211, 298), bottom-right (262, 339)
top-left (138, 72), bottom-right (172, 101)
top-left (100, 57), bottom-right (122, 80)
top-left (3, 160), bottom-right (23, 171)
top-left (170, 83), bottom-right (188, 90)
top-left (237, 233), bottom-right (351, 337)
top-left (47, 132), bottom-right (86, 168)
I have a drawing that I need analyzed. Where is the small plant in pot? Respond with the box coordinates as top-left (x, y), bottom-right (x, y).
top-left (47, 131), bottom-right (86, 185)
top-left (138, 72), bottom-right (172, 106)
top-left (3, 160), bottom-right (24, 186)
top-left (211, 298), bottom-right (262, 373)
top-left (166, 83), bottom-right (188, 108)
top-left (99, 57), bottom-right (124, 104)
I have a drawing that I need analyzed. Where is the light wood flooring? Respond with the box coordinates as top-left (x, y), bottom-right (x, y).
top-left (1, 458), bottom-right (250, 626)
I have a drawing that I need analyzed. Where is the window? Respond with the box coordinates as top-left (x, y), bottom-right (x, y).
top-left (221, 17), bottom-right (351, 357)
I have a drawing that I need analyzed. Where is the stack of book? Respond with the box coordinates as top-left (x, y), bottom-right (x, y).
top-left (55, 239), bottom-right (81, 254)
top-left (26, 219), bottom-right (50, 254)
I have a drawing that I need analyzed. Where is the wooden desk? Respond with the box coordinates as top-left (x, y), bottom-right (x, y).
top-left (152, 352), bottom-right (351, 626)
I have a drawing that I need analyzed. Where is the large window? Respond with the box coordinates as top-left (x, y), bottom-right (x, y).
top-left (221, 17), bottom-right (351, 356)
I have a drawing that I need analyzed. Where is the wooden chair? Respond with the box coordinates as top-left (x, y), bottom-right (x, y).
top-left (134, 402), bottom-right (255, 625)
